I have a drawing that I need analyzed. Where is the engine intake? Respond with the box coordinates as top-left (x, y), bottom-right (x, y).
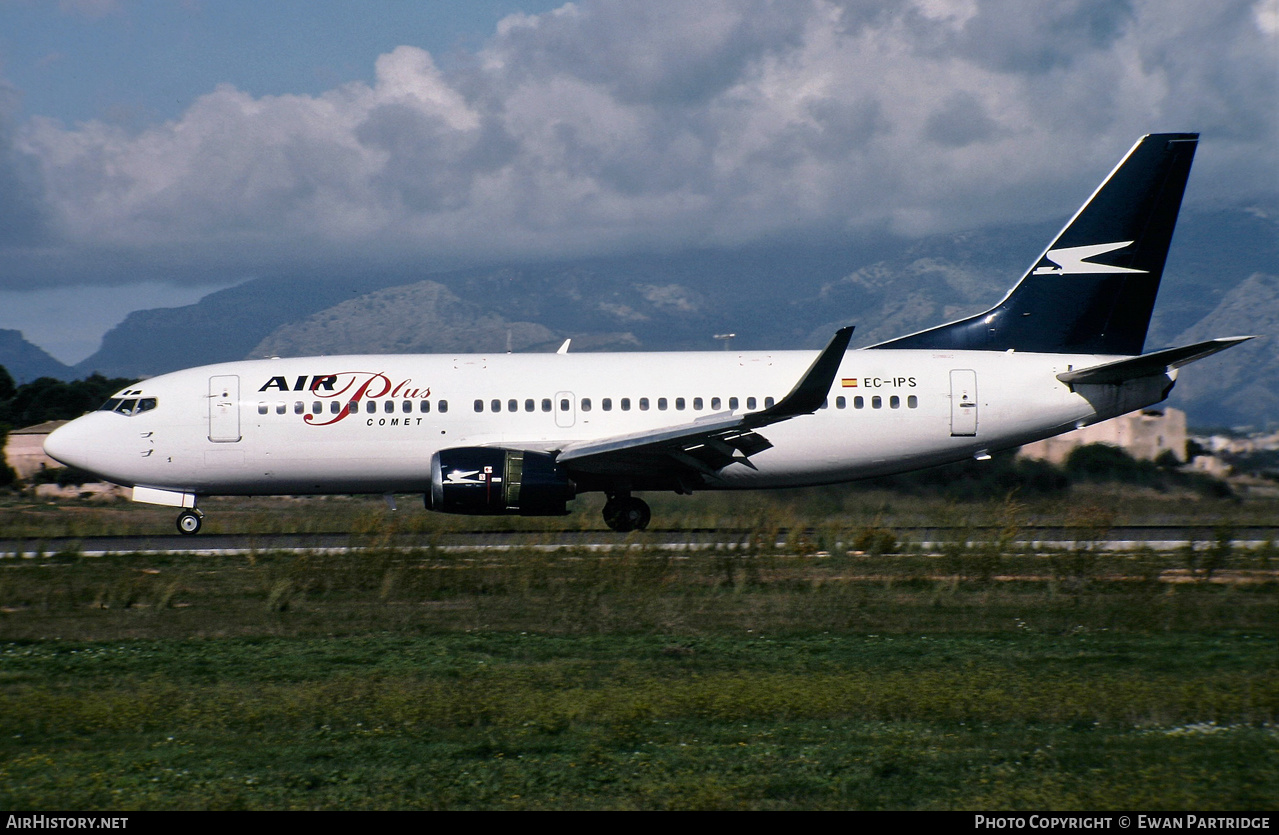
top-left (427, 447), bottom-right (575, 516)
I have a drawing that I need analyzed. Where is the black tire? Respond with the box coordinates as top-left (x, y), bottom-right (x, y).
top-left (603, 497), bottom-right (651, 532)
top-left (176, 510), bottom-right (203, 535)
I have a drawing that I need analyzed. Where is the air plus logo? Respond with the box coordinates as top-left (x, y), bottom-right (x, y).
top-left (1032, 241), bottom-right (1147, 275)
top-left (258, 372), bottom-right (431, 426)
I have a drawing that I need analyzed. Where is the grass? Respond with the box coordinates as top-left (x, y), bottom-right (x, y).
top-left (0, 489), bottom-right (1276, 809)
top-left (1, 633), bottom-right (1274, 810)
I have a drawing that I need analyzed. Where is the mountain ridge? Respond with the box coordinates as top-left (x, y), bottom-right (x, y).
top-left (3, 205), bottom-right (1270, 428)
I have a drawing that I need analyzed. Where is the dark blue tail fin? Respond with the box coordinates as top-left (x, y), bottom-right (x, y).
top-left (872, 133), bottom-right (1198, 355)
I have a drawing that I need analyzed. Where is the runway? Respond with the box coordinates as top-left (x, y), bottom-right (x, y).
top-left (3, 525), bottom-right (1277, 557)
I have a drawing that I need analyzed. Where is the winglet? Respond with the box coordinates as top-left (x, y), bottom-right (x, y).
top-left (557, 339), bottom-right (572, 355)
top-left (746, 326), bottom-right (854, 425)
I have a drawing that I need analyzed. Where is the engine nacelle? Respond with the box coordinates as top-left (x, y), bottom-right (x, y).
top-left (426, 447), bottom-right (575, 516)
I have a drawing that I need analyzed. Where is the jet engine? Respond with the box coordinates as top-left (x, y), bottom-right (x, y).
top-left (426, 448), bottom-right (575, 516)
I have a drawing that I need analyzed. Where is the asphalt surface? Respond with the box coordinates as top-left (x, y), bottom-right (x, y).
top-left (3, 525), bottom-right (1277, 556)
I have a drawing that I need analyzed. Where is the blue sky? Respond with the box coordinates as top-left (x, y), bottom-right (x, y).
top-left (1, 1), bottom-right (565, 126)
top-left (0, 0), bottom-right (1275, 364)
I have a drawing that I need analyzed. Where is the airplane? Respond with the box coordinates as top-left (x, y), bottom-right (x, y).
top-left (43, 132), bottom-right (1251, 535)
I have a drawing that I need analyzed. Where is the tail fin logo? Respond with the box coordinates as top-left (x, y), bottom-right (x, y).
top-left (1031, 241), bottom-right (1147, 276)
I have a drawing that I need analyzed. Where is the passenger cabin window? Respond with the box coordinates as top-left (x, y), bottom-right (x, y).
top-left (621, 398), bottom-right (631, 411)
top-left (764, 397), bottom-right (775, 408)
top-left (581, 398), bottom-right (592, 412)
top-left (542, 398), bottom-right (552, 413)
top-left (602, 398), bottom-right (612, 411)
top-left (693, 397), bottom-right (703, 410)
top-left (276, 402), bottom-right (286, 415)
top-left (747, 397), bottom-right (757, 410)
top-left (854, 396), bottom-right (864, 409)
top-left (711, 397), bottom-right (721, 410)
top-left (872, 396), bottom-right (882, 409)
top-left (729, 397), bottom-right (739, 410)
top-left (675, 397), bottom-right (685, 410)
top-left (474, 399), bottom-right (484, 413)
top-left (438, 400), bottom-right (449, 413)
top-left (658, 398), bottom-right (668, 410)
top-left (836, 396), bottom-right (846, 409)
top-left (639, 397), bottom-right (649, 411)
top-left (294, 401), bottom-right (304, 414)
top-left (908, 395), bottom-right (918, 408)
top-left (258, 403), bottom-right (268, 415)
top-left (524, 399), bottom-right (535, 412)
top-left (419, 400), bottom-right (431, 413)
top-left (366, 401), bottom-right (377, 414)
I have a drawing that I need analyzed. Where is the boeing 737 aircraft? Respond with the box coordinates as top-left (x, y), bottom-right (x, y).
top-left (44, 133), bottom-right (1250, 534)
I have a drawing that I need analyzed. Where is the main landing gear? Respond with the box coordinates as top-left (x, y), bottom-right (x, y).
top-left (176, 508), bottom-right (204, 535)
top-left (602, 494), bottom-right (651, 532)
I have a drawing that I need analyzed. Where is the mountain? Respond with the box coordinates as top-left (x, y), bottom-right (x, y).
top-left (72, 271), bottom-right (425, 378)
top-left (251, 279), bottom-right (639, 357)
top-left (0, 329), bottom-right (74, 383)
top-left (55, 204), bottom-right (1275, 427)
top-left (1162, 272), bottom-right (1279, 429)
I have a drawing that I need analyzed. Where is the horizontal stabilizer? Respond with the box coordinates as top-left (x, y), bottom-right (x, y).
top-left (1056, 337), bottom-right (1253, 386)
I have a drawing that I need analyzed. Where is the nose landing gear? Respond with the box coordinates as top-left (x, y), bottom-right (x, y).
top-left (602, 494), bottom-right (651, 532)
top-left (176, 508), bottom-right (204, 535)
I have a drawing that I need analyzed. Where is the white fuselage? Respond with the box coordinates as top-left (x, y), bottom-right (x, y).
top-left (45, 347), bottom-right (1169, 501)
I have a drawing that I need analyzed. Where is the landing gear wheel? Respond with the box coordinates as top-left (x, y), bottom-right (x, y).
top-left (176, 509), bottom-right (203, 535)
top-left (603, 496), bottom-right (651, 532)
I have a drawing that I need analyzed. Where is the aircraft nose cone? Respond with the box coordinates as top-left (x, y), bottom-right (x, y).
top-left (43, 416), bottom-right (100, 472)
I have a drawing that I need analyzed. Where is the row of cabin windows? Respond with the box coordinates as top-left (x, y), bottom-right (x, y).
top-left (467, 394), bottom-right (920, 413)
top-left (258, 399), bottom-right (450, 416)
top-left (257, 394), bottom-right (920, 417)
top-left (475, 396), bottom-right (772, 414)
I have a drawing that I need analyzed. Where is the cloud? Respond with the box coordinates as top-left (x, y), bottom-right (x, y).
top-left (0, 81), bottom-right (51, 247)
top-left (3, 0), bottom-right (1276, 291)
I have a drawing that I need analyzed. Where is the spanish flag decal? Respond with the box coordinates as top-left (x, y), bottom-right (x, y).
top-left (841, 378), bottom-right (858, 387)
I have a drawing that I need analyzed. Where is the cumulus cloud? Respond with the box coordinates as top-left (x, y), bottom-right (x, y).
top-left (4, 0), bottom-right (1276, 290)
top-left (0, 81), bottom-right (51, 247)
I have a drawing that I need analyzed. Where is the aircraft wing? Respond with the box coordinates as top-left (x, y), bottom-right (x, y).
top-left (1056, 336), bottom-right (1253, 387)
top-left (555, 327), bottom-right (854, 479)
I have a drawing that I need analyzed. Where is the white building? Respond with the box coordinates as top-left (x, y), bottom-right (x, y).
top-left (4, 420), bottom-right (68, 480)
top-left (1019, 408), bottom-right (1187, 465)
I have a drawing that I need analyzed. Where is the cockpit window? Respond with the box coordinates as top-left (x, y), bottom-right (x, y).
top-left (99, 397), bottom-right (157, 416)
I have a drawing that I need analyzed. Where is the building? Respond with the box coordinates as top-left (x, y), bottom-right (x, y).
top-left (3, 420), bottom-right (68, 480)
top-left (1018, 408), bottom-right (1187, 466)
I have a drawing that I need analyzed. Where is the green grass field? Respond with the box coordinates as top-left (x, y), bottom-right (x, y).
top-left (1, 488), bottom-right (1276, 810)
